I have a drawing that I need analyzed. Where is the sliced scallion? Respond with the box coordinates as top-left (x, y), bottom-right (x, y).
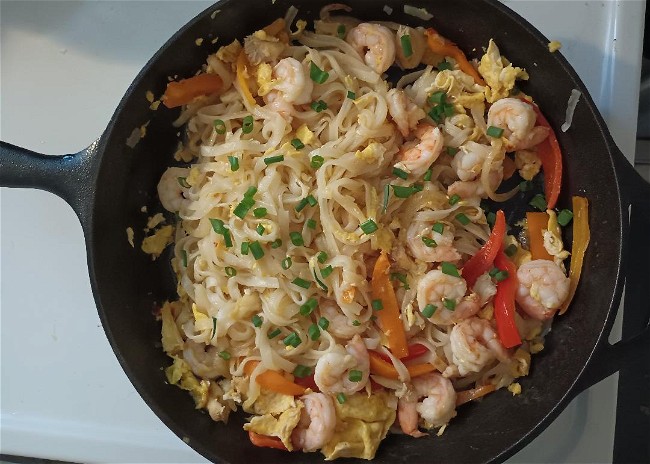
top-left (218, 351), bottom-right (231, 360)
top-left (320, 265), bottom-right (333, 278)
top-left (348, 369), bottom-right (363, 382)
top-left (446, 146), bottom-right (459, 156)
top-left (383, 183), bottom-right (390, 213)
top-left (392, 185), bottom-right (419, 198)
top-left (317, 251), bottom-right (328, 263)
top-left (253, 207), bottom-right (267, 218)
top-left (252, 314), bottom-right (263, 327)
top-left (432, 222), bottom-right (445, 234)
top-left (264, 155), bottom-right (284, 165)
top-left (293, 364), bottom-right (312, 378)
top-left (309, 62), bottom-right (329, 84)
top-left (437, 60), bottom-right (452, 71)
top-left (336, 393), bottom-right (346, 404)
top-left (268, 328), bottom-right (281, 339)
top-left (256, 224), bottom-right (265, 235)
top-left (249, 241), bottom-right (264, 260)
top-left (424, 169), bottom-right (433, 181)
top-left (177, 177), bottom-right (191, 188)
top-left (422, 236), bottom-right (437, 248)
top-left (494, 270), bottom-right (509, 282)
top-left (318, 317), bottom-right (329, 330)
top-left (352, 320), bottom-right (361, 326)
top-left (486, 125), bottom-right (504, 138)
top-left (241, 242), bottom-right (250, 255)
top-left (428, 91), bottom-right (446, 104)
top-left (291, 138), bottom-right (305, 149)
top-left (242, 115), bottom-right (254, 134)
top-left (300, 298), bottom-right (318, 316)
top-left (529, 194), bottom-right (547, 211)
top-left (310, 100), bottom-right (327, 112)
top-left (283, 332), bottom-right (302, 348)
top-left (308, 324), bottom-right (320, 341)
top-left (422, 304), bottom-right (437, 318)
top-left (504, 243), bottom-right (518, 257)
top-left (225, 266), bottom-right (237, 277)
top-left (449, 194), bottom-right (461, 205)
top-left (233, 196), bottom-right (255, 219)
top-left (392, 167), bottom-right (409, 179)
top-left (441, 262), bottom-right (460, 277)
top-left (347, 90), bottom-right (356, 100)
top-left (371, 299), bottom-right (383, 311)
top-left (271, 238), bottom-right (283, 249)
top-left (181, 249), bottom-right (188, 267)
top-left (400, 34), bottom-right (413, 57)
top-left (337, 24), bottom-right (346, 39)
top-left (281, 257), bottom-right (292, 269)
top-left (557, 209), bottom-right (574, 226)
top-left (228, 155), bottom-right (239, 171)
top-left (310, 155), bottom-right (324, 169)
top-left (443, 298), bottom-right (456, 310)
top-left (244, 186), bottom-right (257, 198)
top-left (455, 213), bottom-right (471, 225)
top-left (290, 231), bottom-right (304, 246)
top-left (292, 277), bottom-right (311, 289)
top-left (213, 119), bottom-right (226, 134)
top-left (359, 219), bottom-right (378, 234)
top-left (306, 219), bottom-right (317, 229)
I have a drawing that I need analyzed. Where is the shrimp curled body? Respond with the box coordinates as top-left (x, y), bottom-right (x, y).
top-left (291, 392), bottom-right (336, 452)
top-left (346, 23), bottom-right (396, 74)
top-left (487, 98), bottom-right (549, 151)
top-left (397, 124), bottom-right (444, 177)
top-left (417, 269), bottom-right (479, 325)
top-left (516, 259), bottom-right (570, 320)
top-left (450, 317), bottom-right (509, 376)
top-left (407, 222), bottom-right (461, 264)
top-left (158, 167), bottom-right (189, 212)
top-left (397, 373), bottom-right (457, 436)
top-left (314, 334), bottom-right (369, 394)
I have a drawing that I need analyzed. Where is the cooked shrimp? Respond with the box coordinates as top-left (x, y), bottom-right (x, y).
top-left (273, 57), bottom-right (313, 104)
top-left (346, 23), bottom-right (396, 74)
top-left (395, 26), bottom-right (426, 69)
top-left (487, 98), bottom-right (549, 151)
top-left (515, 259), bottom-right (570, 320)
top-left (452, 141), bottom-right (490, 181)
top-left (398, 373), bottom-right (457, 435)
top-left (447, 168), bottom-right (503, 200)
top-left (387, 88), bottom-right (425, 137)
top-left (291, 392), bottom-right (336, 452)
top-left (264, 90), bottom-right (294, 121)
top-left (473, 272), bottom-right (497, 306)
top-left (183, 340), bottom-right (229, 379)
top-left (158, 167), bottom-right (189, 212)
top-left (449, 317), bottom-right (509, 376)
top-left (396, 124), bottom-right (444, 177)
top-left (319, 301), bottom-right (365, 340)
top-left (397, 391), bottom-right (427, 438)
top-left (406, 221), bottom-right (461, 263)
top-left (416, 269), bottom-right (479, 325)
top-left (314, 334), bottom-right (369, 394)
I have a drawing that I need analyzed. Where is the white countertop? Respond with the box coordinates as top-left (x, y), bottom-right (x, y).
top-left (0, 1), bottom-right (644, 462)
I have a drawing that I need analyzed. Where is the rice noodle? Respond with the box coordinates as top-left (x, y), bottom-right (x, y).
top-left (561, 88), bottom-right (581, 132)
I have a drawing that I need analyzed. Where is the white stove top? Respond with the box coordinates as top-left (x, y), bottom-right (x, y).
top-left (0, 1), bottom-right (644, 462)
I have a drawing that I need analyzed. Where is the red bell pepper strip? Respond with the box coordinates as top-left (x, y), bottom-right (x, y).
top-left (248, 431), bottom-right (289, 451)
top-left (462, 210), bottom-right (506, 287)
top-left (374, 344), bottom-right (428, 363)
top-left (522, 100), bottom-right (563, 209)
top-left (293, 374), bottom-right (320, 392)
top-left (493, 249), bottom-right (522, 349)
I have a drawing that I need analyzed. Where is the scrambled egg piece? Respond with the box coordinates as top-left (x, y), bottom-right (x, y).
top-left (165, 356), bottom-right (210, 408)
top-left (508, 382), bottom-right (522, 395)
top-left (186, 167), bottom-right (201, 186)
top-left (479, 39), bottom-right (529, 103)
top-left (243, 401), bottom-right (304, 450)
top-left (296, 124), bottom-right (316, 145)
top-left (126, 227), bottom-right (134, 247)
top-left (509, 348), bottom-right (531, 378)
top-left (431, 69), bottom-right (484, 107)
top-left (141, 225), bottom-right (173, 259)
top-left (230, 292), bottom-right (261, 320)
top-left (354, 142), bottom-right (386, 164)
top-left (246, 390), bottom-right (297, 416)
top-left (216, 39), bottom-right (242, 63)
top-left (542, 210), bottom-right (571, 268)
top-left (504, 234), bottom-right (531, 268)
top-left (161, 301), bottom-right (184, 355)
top-left (256, 62), bottom-right (275, 96)
top-left (321, 391), bottom-right (396, 461)
top-left (548, 41), bottom-right (562, 53)
top-left (145, 213), bottom-right (165, 231)
top-left (515, 150), bottom-right (541, 181)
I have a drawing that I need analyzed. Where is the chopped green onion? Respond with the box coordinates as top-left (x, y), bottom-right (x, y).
top-left (428, 91), bottom-right (446, 104)
top-left (308, 324), bottom-right (321, 341)
top-left (242, 115), bottom-right (254, 134)
top-left (433, 222), bottom-right (445, 234)
top-left (529, 194), bottom-right (547, 211)
top-left (504, 244), bottom-right (518, 257)
top-left (422, 304), bottom-right (437, 318)
top-left (455, 213), bottom-right (471, 225)
top-left (446, 146), bottom-right (459, 156)
top-left (306, 195), bottom-right (317, 207)
top-left (372, 299), bottom-right (383, 311)
top-left (557, 209), bottom-right (574, 226)
top-left (383, 183), bottom-right (390, 213)
top-left (271, 238), bottom-right (283, 249)
top-left (494, 270), bottom-right (509, 282)
top-left (233, 196), bottom-right (255, 219)
top-left (360, 219), bottom-right (378, 234)
top-left (309, 62), bottom-right (329, 84)
top-left (294, 195), bottom-right (315, 212)
top-left (313, 252), bottom-right (327, 265)
top-left (252, 314), bottom-right (263, 327)
top-left (209, 218), bottom-right (232, 247)
top-left (519, 180), bottom-right (533, 192)
top-left (211, 317), bottom-right (217, 339)
top-left (290, 231), bottom-right (304, 246)
top-left (281, 257), bottom-right (292, 269)
top-left (228, 155), bottom-right (240, 171)
top-left (313, 266), bottom-right (328, 291)
top-left (392, 185), bottom-right (419, 198)
top-left (347, 90), bottom-right (356, 100)
top-left (413, 183), bottom-right (424, 192)
top-left (370, 315), bottom-right (377, 322)
top-left (253, 207), bottom-right (267, 218)
top-left (264, 155), bottom-right (285, 165)
top-left (448, 194), bottom-right (461, 205)
top-left (310, 155), bottom-right (324, 169)
top-left (443, 298), bottom-right (456, 310)
top-left (336, 393), bottom-right (346, 404)
top-left (320, 265), bottom-right (333, 278)
top-left (213, 119), bottom-right (226, 134)
top-left (293, 364), bottom-right (312, 378)
top-left (422, 236), bottom-right (437, 248)
top-left (318, 317), bottom-right (330, 330)
top-left (292, 277), bottom-right (311, 289)
top-left (244, 186), bottom-right (257, 198)
top-left (428, 105), bottom-right (444, 123)
top-left (177, 177), bottom-right (191, 188)
top-left (337, 24), bottom-right (346, 39)
top-left (300, 298), bottom-right (319, 316)
top-left (181, 249), bottom-right (188, 267)
top-left (241, 242), bottom-right (250, 255)
top-left (424, 169), bottom-right (433, 181)
top-left (225, 266), bottom-right (237, 277)
top-left (486, 125), bottom-right (504, 138)
top-left (441, 262), bottom-right (460, 277)
top-left (437, 60), bottom-right (452, 71)
top-left (283, 332), bottom-right (301, 347)
top-left (443, 103), bottom-right (455, 117)
top-left (306, 219), bottom-right (317, 229)
top-left (392, 167), bottom-right (409, 179)
top-left (400, 34), bottom-right (413, 57)
top-left (352, 320), bottom-right (361, 326)
top-left (218, 351), bottom-right (231, 360)
top-left (256, 224), bottom-right (265, 235)
top-left (268, 328), bottom-right (281, 339)
top-left (390, 272), bottom-right (409, 289)
top-left (291, 138), bottom-right (305, 149)
top-left (348, 369), bottom-right (363, 382)
top-left (489, 267), bottom-right (500, 277)
top-left (311, 100), bottom-right (328, 112)
top-left (249, 241), bottom-right (264, 260)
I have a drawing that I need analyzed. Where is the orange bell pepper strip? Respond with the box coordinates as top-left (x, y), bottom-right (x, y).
top-left (522, 100), bottom-right (563, 209)
top-left (374, 343), bottom-right (428, 363)
top-left (248, 431), bottom-right (289, 451)
top-left (493, 249), bottom-right (522, 348)
top-left (455, 384), bottom-right (496, 406)
top-left (162, 73), bottom-right (223, 108)
top-left (526, 212), bottom-right (554, 261)
top-left (368, 351), bottom-right (436, 380)
top-left (462, 210), bottom-right (506, 287)
top-left (371, 252), bottom-right (409, 358)
top-left (559, 196), bottom-right (590, 315)
top-left (236, 51), bottom-right (257, 107)
top-left (424, 28), bottom-right (486, 86)
top-left (243, 361), bottom-right (306, 396)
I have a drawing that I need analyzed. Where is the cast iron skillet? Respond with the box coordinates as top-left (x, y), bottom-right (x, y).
top-left (1, 0), bottom-right (649, 462)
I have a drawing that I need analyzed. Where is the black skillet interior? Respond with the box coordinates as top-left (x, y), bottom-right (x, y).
top-left (87, 0), bottom-right (624, 462)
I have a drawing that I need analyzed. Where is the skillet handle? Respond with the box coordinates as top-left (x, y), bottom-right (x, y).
top-left (575, 148), bottom-right (650, 393)
top-left (0, 140), bottom-right (99, 226)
